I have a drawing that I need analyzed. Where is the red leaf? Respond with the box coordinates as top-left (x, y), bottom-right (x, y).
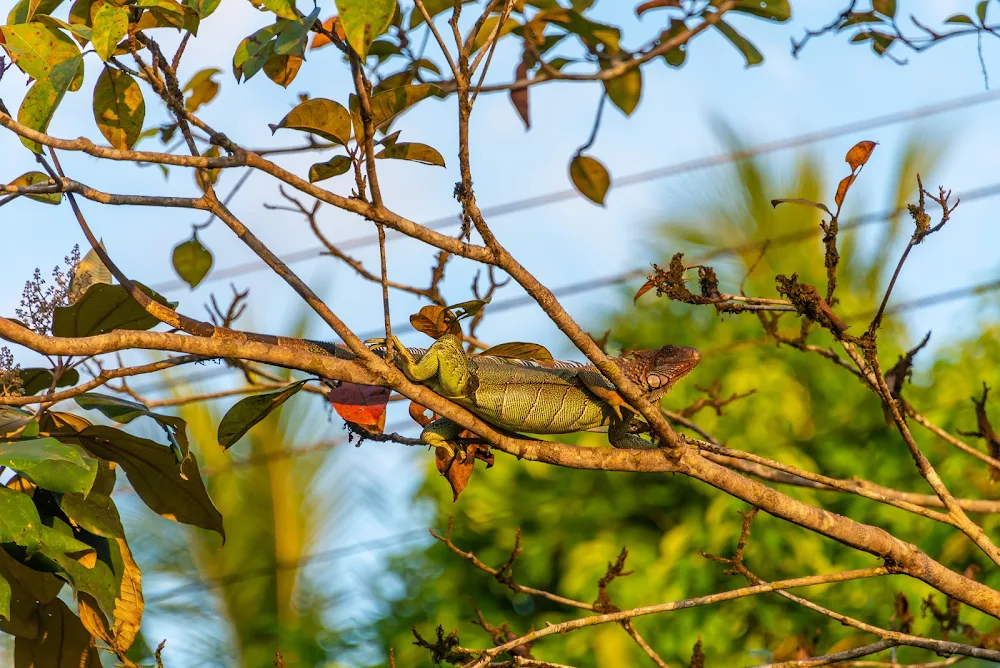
top-left (326, 383), bottom-right (390, 432)
top-left (511, 56), bottom-right (530, 129)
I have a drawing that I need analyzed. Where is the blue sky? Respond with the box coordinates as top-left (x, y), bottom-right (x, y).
top-left (2, 0), bottom-right (1000, 662)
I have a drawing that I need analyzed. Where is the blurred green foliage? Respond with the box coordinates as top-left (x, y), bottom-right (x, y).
top-left (363, 133), bottom-right (1000, 666)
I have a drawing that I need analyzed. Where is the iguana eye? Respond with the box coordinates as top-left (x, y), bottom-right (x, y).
top-left (646, 374), bottom-right (662, 388)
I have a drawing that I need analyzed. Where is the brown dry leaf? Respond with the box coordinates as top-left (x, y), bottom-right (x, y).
top-left (845, 140), bottom-right (877, 171)
top-left (435, 438), bottom-right (493, 501)
top-left (326, 384), bottom-right (391, 433)
top-left (633, 279), bottom-right (656, 303)
top-left (834, 174), bottom-right (855, 209)
top-left (479, 342), bottom-right (553, 365)
top-left (408, 401), bottom-right (434, 428)
top-left (636, 0), bottom-right (682, 15)
top-left (510, 55), bottom-right (530, 129)
top-left (409, 305), bottom-right (460, 339)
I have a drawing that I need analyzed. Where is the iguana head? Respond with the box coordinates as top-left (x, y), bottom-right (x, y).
top-left (617, 344), bottom-right (700, 399)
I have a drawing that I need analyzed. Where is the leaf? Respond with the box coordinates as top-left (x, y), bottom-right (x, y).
top-left (0, 21), bottom-right (80, 81)
top-left (17, 368), bottom-right (79, 396)
top-left (217, 381), bottom-right (306, 449)
top-left (326, 384), bottom-right (390, 433)
top-left (52, 282), bottom-right (176, 338)
top-left (90, 3), bottom-right (126, 61)
top-left (0, 541), bottom-right (63, 609)
top-left (978, 0), bottom-right (989, 23)
top-left (0, 487), bottom-right (95, 563)
top-left (436, 443), bottom-right (474, 500)
top-left (374, 142), bottom-right (445, 166)
top-left (0, 575), bottom-right (10, 624)
top-left (604, 66), bottom-right (641, 116)
top-left (409, 305), bottom-right (461, 339)
top-left (945, 14), bottom-right (975, 24)
top-left (634, 279), bottom-right (656, 304)
top-left (7, 0), bottom-right (64, 25)
top-left (480, 342), bottom-right (554, 365)
top-left (873, 0), bottom-right (896, 18)
top-left (408, 0), bottom-right (473, 28)
top-left (59, 491), bottom-right (124, 538)
top-left (258, 0), bottom-right (297, 20)
top-left (0, 408), bottom-right (35, 440)
top-left (510, 55), bottom-right (530, 128)
top-left (714, 19), bottom-right (763, 67)
top-left (369, 83), bottom-right (442, 131)
top-left (0, 438), bottom-right (97, 494)
top-left (16, 56), bottom-right (80, 153)
top-left (309, 155), bottom-right (352, 182)
top-left (845, 139), bottom-right (877, 171)
top-left (334, 0), bottom-right (395, 59)
top-left (184, 0), bottom-right (221, 18)
top-left (171, 235), bottom-right (213, 288)
top-left (182, 67), bottom-right (220, 112)
top-left (13, 598), bottom-right (102, 667)
top-left (447, 298), bottom-right (488, 320)
top-left (770, 198), bottom-right (832, 215)
top-left (636, 0), bottom-right (682, 16)
top-left (269, 97), bottom-right (352, 146)
top-left (835, 174), bottom-right (856, 209)
top-left (470, 15), bottom-right (519, 53)
top-left (68, 245), bottom-right (112, 302)
top-left (5, 171), bottom-right (59, 205)
top-left (34, 15), bottom-right (91, 44)
top-left (263, 52), bottom-right (303, 87)
top-left (232, 23), bottom-right (282, 82)
top-left (77, 536), bottom-right (141, 654)
top-left (569, 154), bottom-right (610, 206)
top-left (71, 426), bottom-right (224, 539)
top-left (659, 19), bottom-right (688, 67)
top-left (274, 7), bottom-right (318, 55)
top-left (732, 0), bottom-right (791, 21)
top-left (92, 67), bottom-right (145, 150)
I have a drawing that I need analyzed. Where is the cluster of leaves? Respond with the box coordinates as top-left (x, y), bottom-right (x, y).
top-left (0, 253), bottom-right (223, 664)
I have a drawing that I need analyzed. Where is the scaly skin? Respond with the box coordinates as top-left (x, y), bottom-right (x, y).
top-left (375, 334), bottom-right (701, 450)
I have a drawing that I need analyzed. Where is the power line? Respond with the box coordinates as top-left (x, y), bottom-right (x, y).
top-left (145, 529), bottom-right (429, 603)
top-left (150, 88), bottom-right (1000, 294)
top-left (131, 180), bottom-right (1000, 393)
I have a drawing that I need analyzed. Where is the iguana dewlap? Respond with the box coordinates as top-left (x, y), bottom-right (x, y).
top-left (371, 334), bottom-right (700, 450)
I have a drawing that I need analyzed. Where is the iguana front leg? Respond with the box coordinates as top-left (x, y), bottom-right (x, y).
top-left (369, 334), bottom-right (477, 399)
top-left (608, 412), bottom-right (658, 449)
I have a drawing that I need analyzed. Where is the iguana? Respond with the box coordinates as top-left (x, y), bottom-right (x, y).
top-left (356, 334), bottom-right (701, 450)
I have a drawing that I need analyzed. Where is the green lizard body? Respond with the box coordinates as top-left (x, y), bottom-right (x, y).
top-left (367, 334), bottom-right (700, 450)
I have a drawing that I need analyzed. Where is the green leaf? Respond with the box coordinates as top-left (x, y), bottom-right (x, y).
top-left (977, 0), bottom-right (989, 23)
top-left (268, 97), bottom-right (352, 145)
top-left (659, 19), bottom-right (688, 68)
top-left (569, 154), bottom-right (610, 206)
top-left (52, 282), bottom-right (176, 338)
top-left (263, 51), bottom-right (304, 87)
top-left (59, 492), bottom-right (125, 538)
top-left (274, 7), bottom-right (319, 55)
top-left (872, 0), bottom-right (896, 18)
top-left (408, 0), bottom-right (473, 28)
top-left (182, 67), bottom-right (221, 111)
top-left (33, 15), bottom-right (91, 45)
top-left (374, 142), bottom-right (445, 166)
top-left (18, 368), bottom-right (79, 396)
top-left (0, 575), bottom-right (10, 624)
top-left (8, 0), bottom-right (65, 24)
top-left (0, 438), bottom-right (98, 494)
top-left (714, 18), bottom-right (763, 67)
top-left (171, 235), bottom-right (213, 288)
top-left (71, 426), bottom-right (224, 540)
top-left (259, 0), bottom-right (297, 20)
top-left (233, 22), bottom-right (282, 82)
top-left (0, 21), bottom-right (80, 81)
top-left (93, 67), bottom-right (145, 150)
top-left (470, 15), bottom-right (519, 53)
top-left (218, 381), bottom-right (306, 449)
top-left (309, 155), bottom-right (352, 182)
top-left (184, 0), bottom-right (221, 18)
top-left (5, 171), bottom-right (60, 205)
top-left (335, 0), bottom-right (394, 59)
top-left (770, 198), bottom-right (832, 215)
top-left (73, 392), bottom-right (192, 465)
top-left (0, 488), bottom-right (94, 565)
top-left (945, 14), bottom-right (975, 24)
top-left (603, 66), bottom-right (641, 116)
top-left (732, 0), bottom-right (791, 21)
top-left (90, 3), bottom-right (127, 62)
top-left (17, 56), bottom-right (80, 153)
top-left (369, 83), bottom-right (442, 131)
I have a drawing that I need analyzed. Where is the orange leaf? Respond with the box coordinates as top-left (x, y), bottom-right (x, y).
top-left (435, 440), bottom-right (492, 501)
top-left (834, 174), bottom-right (856, 209)
top-left (409, 304), bottom-right (461, 339)
top-left (326, 383), bottom-right (390, 432)
top-left (408, 401), bottom-right (434, 427)
top-left (634, 279), bottom-right (656, 303)
top-left (310, 16), bottom-right (344, 50)
top-left (845, 140), bottom-right (876, 171)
